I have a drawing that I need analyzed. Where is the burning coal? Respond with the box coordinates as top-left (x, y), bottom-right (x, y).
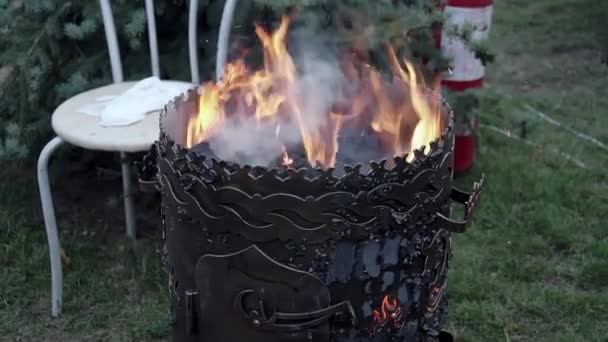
top-left (186, 16), bottom-right (444, 169)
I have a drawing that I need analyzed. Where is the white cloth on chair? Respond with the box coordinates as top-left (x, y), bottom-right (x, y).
top-left (78, 77), bottom-right (192, 127)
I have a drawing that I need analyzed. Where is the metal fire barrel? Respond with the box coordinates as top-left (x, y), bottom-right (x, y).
top-left (139, 89), bottom-right (483, 342)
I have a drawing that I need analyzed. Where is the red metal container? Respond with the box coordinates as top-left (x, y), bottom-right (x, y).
top-left (454, 134), bottom-right (476, 173)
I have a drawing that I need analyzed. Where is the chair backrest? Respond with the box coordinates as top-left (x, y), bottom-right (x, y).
top-left (215, 0), bottom-right (238, 82)
top-left (100, 0), bottom-right (237, 85)
top-left (99, 0), bottom-right (200, 84)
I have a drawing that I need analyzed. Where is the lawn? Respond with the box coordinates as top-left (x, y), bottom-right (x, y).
top-left (1, 0), bottom-right (607, 341)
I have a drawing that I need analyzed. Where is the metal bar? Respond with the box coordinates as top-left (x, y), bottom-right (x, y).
top-left (121, 152), bottom-right (137, 239)
top-left (99, 0), bottom-right (124, 83)
top-left (185, 290), bottom-right (198, 335)
top-left (37, 136), bottom-right (65, 317)
top-left (145, 0), bottom-right (161, 78)
top-left (436, 175), bottom-right (484, 234)
top-left (216, 0), bottom-right (238, 81)
top-left (188, 0), bottom-right (200, 84)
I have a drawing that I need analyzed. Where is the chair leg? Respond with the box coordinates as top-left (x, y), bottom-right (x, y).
top-left (120, 152), bottom-right (137, 239)
top-left (37, 136), bottom-right (65, 317)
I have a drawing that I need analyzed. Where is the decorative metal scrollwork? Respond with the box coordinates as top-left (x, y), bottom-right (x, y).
top-left (369, 295), bottom-right (405, 336)
top-left (158, 150), bottom-right (455, 243)
top-left (235, 289), bottom-right (357, 332)
top-left (423, 230), bottom-right (451, 314)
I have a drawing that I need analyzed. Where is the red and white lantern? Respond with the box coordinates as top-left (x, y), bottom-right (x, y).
top-left (441, 0), bottom-right (494, 91)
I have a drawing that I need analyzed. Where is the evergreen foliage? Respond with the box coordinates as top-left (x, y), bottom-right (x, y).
top-left (0, 0), bottom-right (193, 160)
top-left (254, 0), bottom-right (447, 69)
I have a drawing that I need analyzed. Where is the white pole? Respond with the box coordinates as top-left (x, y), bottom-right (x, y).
top-left (37, 137), bottom-right (65, 316)
top-left (99, 0), bottom-right (124, 83)
top-left (189, 0), bottom-right (200, 84)
top-left (145, 0), bottom-right (161, 78)
top-left (216, 0), bottom-right (238, 81)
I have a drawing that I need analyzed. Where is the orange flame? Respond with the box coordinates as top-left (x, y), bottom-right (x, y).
top-left (281, 145), bottom-right (294, 167)
top-left (186, 16), bottom-right (443, 168)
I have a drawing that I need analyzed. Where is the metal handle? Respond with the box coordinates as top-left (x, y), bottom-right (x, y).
top-left (235, 289), bottom-right (357, 332)
top-left (437, 174), bottom-right (485, 233)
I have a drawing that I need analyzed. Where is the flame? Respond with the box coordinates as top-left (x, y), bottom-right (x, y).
top-left (281, 145), bottom-right (294, 167)
top-left (186, 16), bottom-right (443, 168)
top-left (370, 295), bottom-right (404, 335)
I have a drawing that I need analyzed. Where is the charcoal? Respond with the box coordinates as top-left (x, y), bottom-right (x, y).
top-left (291, 154), bottom-right (310, 170)
top-left (337, 127), bottom-right (387, 166)
top-left (248, 166), bottom-right (268, 178)
top-left (191, 142), bottom-right (218, 159)
top-left (193, 126), bottom-right (391, 175)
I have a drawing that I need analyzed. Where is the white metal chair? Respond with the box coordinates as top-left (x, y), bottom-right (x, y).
top-left (36, 0), bottom-right (236, 318)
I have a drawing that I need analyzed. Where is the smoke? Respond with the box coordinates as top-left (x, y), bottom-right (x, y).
top-left (203, 18), bottom-right (420, 169)
top-left (207, 23), bottom-right (353, 168)
top-left (208, 118), bottom-right (302, 167)
top-left (290, 23), bottom-right (346, 130)
top-left (294, 55), bottom-right (345, 129)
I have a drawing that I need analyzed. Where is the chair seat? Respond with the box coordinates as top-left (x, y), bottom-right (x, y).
top-left (52, 81), bottom-right (193, 152)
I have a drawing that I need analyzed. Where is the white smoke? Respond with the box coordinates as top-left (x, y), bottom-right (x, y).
top-left (293, 44), bottom-right (346, 130)
top-left (207, 25), bottom-right (349, 167)
top-left (208, 117), bottom-right (302, 167)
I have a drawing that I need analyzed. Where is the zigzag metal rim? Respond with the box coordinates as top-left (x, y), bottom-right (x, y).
top-left (158, 87), bottom-right (454, 183)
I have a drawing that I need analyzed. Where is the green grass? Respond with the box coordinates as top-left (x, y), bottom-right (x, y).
top-left (1, 0), bottom-right (608, 340)
top-left (448, 0), bottom-right (608, 340)
top-left (0, 165), bottom-right (169, 341)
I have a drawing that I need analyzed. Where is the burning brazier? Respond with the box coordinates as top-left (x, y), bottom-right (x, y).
top-left (138, 16), bottom-right (484, 342)
top-left (139, 92), bottom-right (483, 342)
